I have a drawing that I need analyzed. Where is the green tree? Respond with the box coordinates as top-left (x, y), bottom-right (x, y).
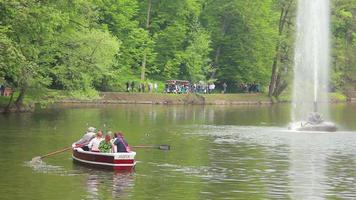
top-left (97, 0), bottom-right (155, 86)
top-left (331, 0), bottom-right (356, 90)
top-left (202, 0), bottom-right (278, 90)
top-left (268, 0), bottom-right (296, 97)
top-left (0, 0), bottom-right (65, 107)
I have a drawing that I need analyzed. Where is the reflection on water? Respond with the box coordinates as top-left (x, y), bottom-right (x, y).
top-left (288, 132), bottom-right (328, 200)
top-left (24, 158), bottom-right (135, 200)
top-left (72, 166), bottom-right (135, 200)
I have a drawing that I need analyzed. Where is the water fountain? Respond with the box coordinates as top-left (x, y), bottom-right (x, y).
top-left (289, 0), bottom-right (336, 132)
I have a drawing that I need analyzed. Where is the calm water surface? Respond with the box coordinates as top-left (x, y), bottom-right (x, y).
top-left (1, 103), bottom-right (356, 199)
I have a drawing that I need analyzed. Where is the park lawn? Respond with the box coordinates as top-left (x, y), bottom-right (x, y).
top-left (0, 95), bottom-right (11, 107)
top-left (0, 91), bottom-right (34, 108)
top-left (329, 92), bottom-right (347, 102)
top-left (101, 92), bottom-right (272, 103)
top-left (0, 89), bottom-right (67, 108)
top-left (273, 91), bottom-right (347, 103)
top-left (0, 90), bottom-right (347, 110)
top-left (100, 92), bottom-right (193, 102)
top-left (202, 93), bottom-right (271, 102)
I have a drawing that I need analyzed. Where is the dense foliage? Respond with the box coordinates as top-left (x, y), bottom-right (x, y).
top-left (0, 0), bottom-right (355, 105)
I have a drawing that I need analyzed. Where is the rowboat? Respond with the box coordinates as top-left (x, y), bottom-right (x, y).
top-left (72, 144), bottom-right (137, 171)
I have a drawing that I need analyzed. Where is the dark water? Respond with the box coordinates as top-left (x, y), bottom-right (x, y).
top-left (1, 103), bottom-right (356, 199)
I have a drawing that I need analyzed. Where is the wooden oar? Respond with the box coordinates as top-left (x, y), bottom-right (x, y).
top-left (31, 143), bottom-right (87, 162)
top-left (132, 145), bottom-right (170, 150)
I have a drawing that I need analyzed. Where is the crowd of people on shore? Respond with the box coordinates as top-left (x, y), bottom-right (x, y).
top-left (238, 83), bottom-right (261, 93)
top-left (123, 80), bottom-right (261, 94)
top-left (165, 81), bottom-right (262, 94)
top-left (165, 81), bottom-right (217, 94)
top-left (74, 127), bottom-right (130, 153)
top-left (125, 81), bottom-right (158, 93)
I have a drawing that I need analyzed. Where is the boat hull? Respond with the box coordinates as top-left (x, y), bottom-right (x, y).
top-left (72, 147), bottom-right (136, 170)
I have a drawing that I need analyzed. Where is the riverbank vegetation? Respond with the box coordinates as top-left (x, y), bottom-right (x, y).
top-left (0, 0), bottom-right (355, 110)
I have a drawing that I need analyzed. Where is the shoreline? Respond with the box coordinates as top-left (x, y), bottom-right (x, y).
top-left (56, 92), bottom-right (274, 105)
top-left (55, 92), bottom-right (347, 105)
top-left (0, 92), bottom-right (349, 113)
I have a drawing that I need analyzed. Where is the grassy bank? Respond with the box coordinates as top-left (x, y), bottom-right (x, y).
top-left (59, 92), bottom-right (273, 105)
top-left (0, 90), bottom-right (349, 113)
top-left (278, 91), bottom-right (347, 103)
top-left (202, 93), bottom-right (271, 104)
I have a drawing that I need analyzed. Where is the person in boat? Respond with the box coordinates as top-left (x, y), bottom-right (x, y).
top-left (88, 130), bottom-right (103, 152)
top-left (99, 134), bottom-right (114, 153)
top-left (113, 132), bottom-right (131, 152)
top-left (74, 127), bottom-right (96, 150)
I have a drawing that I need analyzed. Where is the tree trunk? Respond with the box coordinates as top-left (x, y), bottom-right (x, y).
top-left (15, 87), bottom-right (26, 109)
top-left (268, 0), bottom-right (293, 97)
top-left (273, 71), bottom-right (283, 97)
top-left (268, 46), bottom-right (280, 96)
top-left (4, 91), bottom-right (14, 113)
top-left (141, 0), bottom-right (152, 81)
top-left (210, 15), bottom-right (229, 80)
top-left (273, 81), bottom-right (288, 98)
top-left (210, 46), bottom-right (221, 79)
top-left (141, 53), bottom-right (147, 81)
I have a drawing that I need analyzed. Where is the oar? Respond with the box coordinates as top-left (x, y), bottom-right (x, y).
top-left (31, 143), bottom-right (87, 162)
top-left (132, 145), bottom-right (170, 150)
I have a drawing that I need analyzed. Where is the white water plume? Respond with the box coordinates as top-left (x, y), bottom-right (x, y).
top-left (292, 0), bottom-right (331, 121)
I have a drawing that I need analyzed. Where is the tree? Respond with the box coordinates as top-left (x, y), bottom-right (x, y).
top-left (175, 23), bottom-right (212, 82)
top-left (268, 0), bottom-right (295, 97)
top-left (0, 0), bottom-right (65, 107)
top-left (202, 0), bottom-right (278, 90)
top-left (331, 0), bottom-right (356, 90)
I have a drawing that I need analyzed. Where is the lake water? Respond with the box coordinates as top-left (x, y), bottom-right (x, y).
top-left (0, 103), bottom-right (356, 199)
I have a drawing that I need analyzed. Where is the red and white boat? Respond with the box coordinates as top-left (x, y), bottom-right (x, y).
top-left (72, 145), bottom-right (136, 171)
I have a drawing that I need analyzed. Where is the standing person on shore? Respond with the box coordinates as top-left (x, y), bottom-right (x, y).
top-left (208, 83), bottom-right (215, 94)
top-left (141, 83), bottom-right (145, 92)
top-left (0, 84), bottom-right (4, 96)
top-left (153, 83), bottom-right (158, 92)
top-left (223, 82), bottom-right (227, 94)
top-left (211, 83), bottom-right (215, 93)
top-left (131, 81), bottom-right (135, 92)
top-left (148, 82), bottom-right (153, 93)
top-left (126, 81), bottom-right (130, 92)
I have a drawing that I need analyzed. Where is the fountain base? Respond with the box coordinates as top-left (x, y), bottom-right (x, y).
top-left (288, 112), bottom-right (337, 132)
top-left (288, 121), bottom-right (337, 132)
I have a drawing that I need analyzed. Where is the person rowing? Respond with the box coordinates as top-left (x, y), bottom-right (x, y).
top-left (74, 127), bottom-right (96, 151)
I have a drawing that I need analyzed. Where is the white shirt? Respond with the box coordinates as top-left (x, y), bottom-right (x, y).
top-left (88, 137), bottom-right (103, 151)
top-left (111, 138), bottom-right (118, 152)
